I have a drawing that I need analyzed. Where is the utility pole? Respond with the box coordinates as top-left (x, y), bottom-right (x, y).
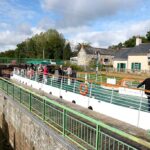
top-left (96, 51), bottom-right (99, 82)
top-left (43, 48), bottom-right (45, 60)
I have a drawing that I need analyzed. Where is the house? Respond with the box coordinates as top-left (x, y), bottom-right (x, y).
top-left (77, 45), bottom-right (116, 66)
top-left (113, 37), bottom-right (150, 72)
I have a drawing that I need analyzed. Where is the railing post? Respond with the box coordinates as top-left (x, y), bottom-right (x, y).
top-left (20, 88), bottom-right (21, 103)
top-left (137, 91), bottom-right (143, 127)
top-left (13, 84), bottom-right (14, 100)
top-left (29, 93), bottom-right (32, 111)
top-left (63, 109), bottom-right (67, 136)
top-left (43, 99), bottom-right (46, 120)
top-left (2, 80), bottom-right (4, 91)
top-left (96, 124), bottom-right (101, 150)
top-left (51, 76), bottom-right (53, 86)
top-left (7, 82), bottom-right (8, 94)
top-left (73, 79), bottom-right (76, 93)
top-left (59, 76), bottom-right (63, 97)
top-left (89, 83), bottom-right (93, 97)
top-left (110, 87), bottom-right (114, 103)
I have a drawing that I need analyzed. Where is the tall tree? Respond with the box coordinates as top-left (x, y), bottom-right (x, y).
top-left (63, 43), bottom-right (72, 60)
top-left (146, 31), bottom-right (150, 41)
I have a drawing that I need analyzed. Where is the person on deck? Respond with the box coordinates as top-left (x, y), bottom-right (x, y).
top-left (43, 65), bottom-right (48, 84)
top-left (37, 64), bottom-right (43, 82)
top-left (137, 78), bottom-right (150, 112)
top-left (66, 66), bottom-right (72, 77)
top-left (58, 65), bottom-right (63, 83)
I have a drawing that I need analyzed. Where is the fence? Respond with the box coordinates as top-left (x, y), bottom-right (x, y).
top-left (13, 68), bottom-right (149, 113)
top-left (1, 77), bottom-right (149, 150)
top-left (0, 57), bottom-right (64, 65)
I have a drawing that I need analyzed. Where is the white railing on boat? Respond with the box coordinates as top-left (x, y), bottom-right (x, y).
top-left (11, 68), bottom-right (150, 130)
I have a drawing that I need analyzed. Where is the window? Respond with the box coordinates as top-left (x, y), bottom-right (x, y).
top-left (104, 58), bottom-right (109, 62)
top-left (117, 63), bottom-right (126, 72)
top-left (131, 63), bottom-right (141, 71)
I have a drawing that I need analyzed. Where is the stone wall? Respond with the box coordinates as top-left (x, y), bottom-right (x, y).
top-left (0, 92), bottom-right (78, 150)
top-left (77, 47), bottom-right (95, 66)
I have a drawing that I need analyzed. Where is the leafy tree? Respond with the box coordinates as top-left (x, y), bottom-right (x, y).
top-left (146, 31), bottom-right (150, 41)
top-left (0, 29), bottom-right (66, 59)
top-left (124, 36), bottom-right (136, 47)
top-left (63, 43), bottom-right (71, 60)
top-left (16, 42), bottom-right (27, 58)
top-left (0, 50), bottom-right (15, 57)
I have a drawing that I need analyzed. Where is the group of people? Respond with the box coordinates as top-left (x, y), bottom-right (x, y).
top-left (15, 64), bottom-right (76, 84)
top-left (25, 64), bottom-right (48, 82)
top-left (57, 65), bottom-right (74, 76)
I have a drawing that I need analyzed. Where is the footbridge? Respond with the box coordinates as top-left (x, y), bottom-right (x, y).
top-left (0, 78), bottom-right (150, 150)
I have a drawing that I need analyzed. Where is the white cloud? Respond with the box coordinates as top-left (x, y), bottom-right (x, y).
top-left (0, 30), bottom-right (29, 51)
top-left (0, 0), bottom-right (149, 52)
top-left (31, 27), bottom-right (45, 35)
top-left (68, 20), bottom-right (150, 48)
top-left (41, 0), bottom-right (139, 27)
top-left (37, 17), bottom-right (56, 30)
top-left (0, 25), bottom-right (47, 51)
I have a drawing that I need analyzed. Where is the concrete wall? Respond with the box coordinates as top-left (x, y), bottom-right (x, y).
top-left (100, 55), bottom-right (114, 65)
top-left (0, 92), bottom-right (78, 150)
top-left (128, 55), bottom-right (148, 70)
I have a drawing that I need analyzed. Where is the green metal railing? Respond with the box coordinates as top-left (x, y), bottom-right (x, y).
top-left (0, 57), bottom-right (64, 65)
top-left (0, 78), bottom-right (149, 150)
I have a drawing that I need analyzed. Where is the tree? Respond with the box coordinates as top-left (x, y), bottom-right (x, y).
top-left (0, 29), bottom-right (66, 59)
top-left (146, 31), bottom-right (150, 41)
top-left (0, 50), bottom-right (15, 57)
top-left (63, 43), bottom-right (72, 60)
top-left (124, 36), bottom-right (136, 47)
top-left (45, 29), bottom-right (65, 59)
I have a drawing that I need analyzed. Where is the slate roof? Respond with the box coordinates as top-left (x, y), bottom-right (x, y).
top-left (114, 43), bottom-right (150, 60)
top-left (129, 43), bottom-right (150, 55)
top-left (83, 46), bottom-right (116, 55)
top-left (114, 48), bottom-right (131, 60)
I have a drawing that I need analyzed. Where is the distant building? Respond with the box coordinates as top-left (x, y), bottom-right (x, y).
top-left (113, 37), bottom-right (150, 72)
top-left (77, 45), bottom-right (116, 66)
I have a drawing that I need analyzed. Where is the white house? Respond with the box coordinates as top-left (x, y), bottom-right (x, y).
top-left (113, 37), bottom-right (150, 72)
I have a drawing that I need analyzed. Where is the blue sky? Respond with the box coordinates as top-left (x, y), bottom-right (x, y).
top-left (0, 0), bottom-right (150, 51)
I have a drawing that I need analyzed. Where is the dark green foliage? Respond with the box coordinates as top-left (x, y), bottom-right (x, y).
top-left (0, 50), bottom-right (16, 57)
top-left (146, 31), bottom-right (150, 41)
top-left (63, 43), bottom-right (72, 60)
top-left (89, 58), bottom-right (96, 68)
top-left (63, 61), bottom-right (83, 71)
top-left (124, 36), bottom-right (136, 47)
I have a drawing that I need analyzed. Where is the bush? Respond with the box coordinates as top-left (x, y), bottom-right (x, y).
top-left (63, 62), bottom-right (83, 71)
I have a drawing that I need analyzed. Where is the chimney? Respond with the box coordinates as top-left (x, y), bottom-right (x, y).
top-left (136, 36), bottom-right (142, 46)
